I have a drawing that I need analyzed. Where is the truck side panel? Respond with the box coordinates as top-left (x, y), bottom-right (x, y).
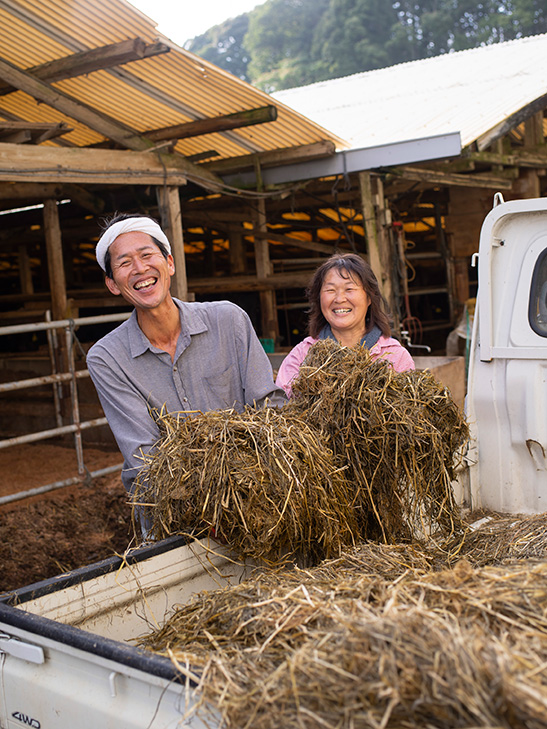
top-left (468, 198), bottom-right (547, 512)
top-left (0, 536), bottom-right (248, 729)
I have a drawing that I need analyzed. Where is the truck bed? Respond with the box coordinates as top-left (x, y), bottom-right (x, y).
top-left (0, 535), bottom-right (250, 729)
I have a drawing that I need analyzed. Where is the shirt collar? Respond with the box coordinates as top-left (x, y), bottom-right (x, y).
top-left (318, 323), bottom-right (382, 349)
top-left (127, 298), bottom-right (209, 358)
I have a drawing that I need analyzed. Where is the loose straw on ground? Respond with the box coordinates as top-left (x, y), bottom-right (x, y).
top-left (139, 537), bottom-right (547, 729)
top-left (458, 510), bottom-right (547, 566)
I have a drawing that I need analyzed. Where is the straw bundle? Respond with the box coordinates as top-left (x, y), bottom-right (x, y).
top-left (288, 340), bottom-right (469, 542)
top-left (133, 339), bottom-right (468, 561)
top-left (134, 405), bottom-right (357, 563)
top-left (139, 542), bottom-right (547, 729)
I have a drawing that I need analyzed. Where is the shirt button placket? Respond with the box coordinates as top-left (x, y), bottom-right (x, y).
top-left (173, 362), bottom-right (189, 407)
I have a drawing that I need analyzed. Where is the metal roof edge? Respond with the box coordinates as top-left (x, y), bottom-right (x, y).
top-left (221, 132), bottom-right (462, 187)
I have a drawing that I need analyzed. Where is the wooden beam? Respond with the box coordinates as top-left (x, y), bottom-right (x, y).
top-left (0, 140), bottom-right (222, 187)
top-left (0, 55), bottom-right (153, 151)
top-left (0, 129), bottom-right (31, 144)
top-left (249, 227), bottom-right (335, 256)
top-left (0, 271), bottom-right (317, 306)
top-left (387, 165), bottom-right (515, 190)
top-left (0, 181), bottom-right (104, 213)
top-left (34, 123), bottom-right (74, 144)
top-left (467, 149), bottom-right (547, 168)
top-left (205, 141), bottom-right (336, 174)
top-left (0, 121), bottom-right (73, 144)
top-left (147, 105), bottom-right (278, 142)
top-left (0, 142), bottom-right (193, 185)
top-left (190, 271), bottom-right (313, 294)
top-left (183, 209), bottom-right (338, 255)
top-left (0, 182), bottom-right (62, 201)
top-left (513, 168), bottom-right (541, 198)
top-left (61, 186), bottom-right (105, 214)
top-left (254, 200), bottom-right (272, 280)
top-left (0, 39), bottom-right (170, 96)
top-left (477, 93), bottom-right (547, 150)
top-left (156, 186), bottom-right (189, 301)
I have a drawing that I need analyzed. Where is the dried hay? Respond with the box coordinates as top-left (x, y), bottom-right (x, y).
top-left (457, 511), bottom-right (547, 566)
top-left (133, 339), bottom-right (468, 562)
top-left (138, 540), bottom-right (547, 729)
top-left (288, 340), bottom-right (469, 542)
top-left (133, 405), bottom-right (357, 563)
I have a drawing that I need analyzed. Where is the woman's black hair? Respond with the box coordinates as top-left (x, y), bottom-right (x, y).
top-left (306, 253), bottom-right (392, 338)
top-left (101, 212), bottom-right (169, 279)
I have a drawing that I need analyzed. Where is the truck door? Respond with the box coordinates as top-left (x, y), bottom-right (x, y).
top-left (468, 196), bottom-right (547, 513)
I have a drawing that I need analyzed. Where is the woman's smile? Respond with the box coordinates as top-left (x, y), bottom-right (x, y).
top-left (320, 269), bottom-right (371, 345)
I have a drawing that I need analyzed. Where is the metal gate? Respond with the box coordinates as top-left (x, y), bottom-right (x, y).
top-left (0, 312), bottom-right (129, 505)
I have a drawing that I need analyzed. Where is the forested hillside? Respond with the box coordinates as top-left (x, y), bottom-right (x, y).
top-left (186, 0), bottom-right (547, 91)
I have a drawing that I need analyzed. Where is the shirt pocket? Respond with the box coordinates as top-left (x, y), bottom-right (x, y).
top-left (203, 363), bottom-right (241, 410)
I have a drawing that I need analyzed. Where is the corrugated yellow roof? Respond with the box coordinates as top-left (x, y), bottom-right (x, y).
top-left (0, 0), bottom-right (346, 166)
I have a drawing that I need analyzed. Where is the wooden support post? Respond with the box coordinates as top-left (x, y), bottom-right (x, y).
top-left (524, 111), bottom-right (544, 148)
top-left (518, 111), bottom-right (544, 199)
top-left (229, 231), bottom-right (246, 275)
top-left (434, 202), bottom-right (455, 326)
top-left (453, 258), bottom-right (471, 308)
top-left (204, 232), bottom-right (215, 276)
top-left (358, 172), bottom-right (396, 323)
top-left (156, 186), bottom-right (189, 301)
top-left (254, 199), bottom-right (279, 343)
top-left (43, 198), bottom-right (69, 416)
top-left (17, 244), bottom-right (34, 297)
top-left (513, 169), bottom-right (541, 198)
top-left (43, 199), bottom-right (68, 322)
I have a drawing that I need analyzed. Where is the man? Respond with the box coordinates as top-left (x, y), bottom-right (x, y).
top-left (87, 213), bottom-right (286, 520)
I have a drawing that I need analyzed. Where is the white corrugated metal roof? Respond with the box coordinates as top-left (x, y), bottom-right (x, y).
top-left (273, 34), bottom-right (547, 151)
top-left (0, 0), bottom-right (345, 165)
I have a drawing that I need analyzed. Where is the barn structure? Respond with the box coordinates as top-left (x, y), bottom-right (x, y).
top-left (274, 32), bottom-right (547, 350)
top-left (0, 0), bottom-right (546, 499)
top-left (273, 35), bottom-right (547, 349)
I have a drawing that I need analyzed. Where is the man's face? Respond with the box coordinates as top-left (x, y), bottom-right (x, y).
top-left (105, 231), bottom-right (174, 311)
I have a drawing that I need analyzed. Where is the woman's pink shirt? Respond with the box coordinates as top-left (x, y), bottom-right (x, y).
top-left (275, 335), bottom-right (415, 396)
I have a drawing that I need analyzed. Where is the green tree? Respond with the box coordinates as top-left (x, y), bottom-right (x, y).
top-left (245, 0), bottom-right (330, 91)
top-left (495, 0), bottom-right (547, 37)
top-left (186, 14), bottom-right (251, 81)
top-left (310, 0), bottom-right (411, 78)
top-left (392, 0), bottom-right (547, 56)
top-left (186, 0), bottom-right (547, 91)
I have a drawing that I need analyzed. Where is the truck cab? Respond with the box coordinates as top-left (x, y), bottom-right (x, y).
top-left (466, 195), bottom-right (547, 513)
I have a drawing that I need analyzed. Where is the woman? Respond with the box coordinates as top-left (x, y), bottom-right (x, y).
top-left (276, 253), bottom-right (415, 396)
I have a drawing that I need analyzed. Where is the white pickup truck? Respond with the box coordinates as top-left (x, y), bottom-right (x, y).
top-left (0, 536), bottom-right (249, 729)
top-left (1, 195), bottom-right (546, 729)
top-left (463, 194), bottom-right (547, 514)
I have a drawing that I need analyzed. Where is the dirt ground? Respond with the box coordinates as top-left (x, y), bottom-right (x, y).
top-left (0, 441), bottom-right (134, 593)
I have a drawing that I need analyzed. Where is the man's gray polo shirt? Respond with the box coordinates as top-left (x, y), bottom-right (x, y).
top-left (87, 299), bottom-right (286, 495)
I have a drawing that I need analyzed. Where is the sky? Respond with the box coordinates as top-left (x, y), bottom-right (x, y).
top-left (129, 0), bottom-right (267, 46)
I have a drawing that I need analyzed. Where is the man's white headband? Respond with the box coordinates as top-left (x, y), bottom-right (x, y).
top-left (96, 218), bottom-right (171, 272)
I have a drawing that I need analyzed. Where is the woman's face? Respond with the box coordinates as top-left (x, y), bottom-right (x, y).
top-left (320, 267), bottom-right (371, 342)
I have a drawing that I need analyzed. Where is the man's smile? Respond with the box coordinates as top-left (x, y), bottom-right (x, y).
top-left (134, 277), bottom-right (157, 290)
